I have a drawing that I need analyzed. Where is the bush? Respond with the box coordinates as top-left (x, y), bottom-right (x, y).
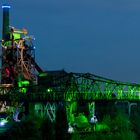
top-left (5, 116), bottom-right (41, 140)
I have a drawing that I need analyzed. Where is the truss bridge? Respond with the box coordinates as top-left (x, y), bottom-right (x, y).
top-left (0, 70), bottom-right (139, 102)
top-left (0, 4), bottom-right (139, 127)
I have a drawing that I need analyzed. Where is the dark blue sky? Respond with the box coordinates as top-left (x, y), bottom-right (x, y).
top-left (1, 0), bottom-right (140, 83)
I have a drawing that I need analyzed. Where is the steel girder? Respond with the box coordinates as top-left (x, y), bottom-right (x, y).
top-left (0, 72), bottom-right (140, 101)
top-left (65, 73), bottom-right (140, 101)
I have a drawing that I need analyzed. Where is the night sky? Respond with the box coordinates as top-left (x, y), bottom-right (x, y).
top-left (1, 0), bottom-right (140, 83)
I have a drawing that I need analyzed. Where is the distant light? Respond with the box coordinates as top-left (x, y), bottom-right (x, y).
top-left (68, 125), bottom-right (74, 133)
top-left (90, 115), bottom-right (98, 124)
top-left (47, 88), bottom-right (51, 92)
top-left (0, 121), bottom-right (5, 126)
top-left (2, 4), bottom-right (11, 9)
top-left (0, 119), bottom-right (8, 126)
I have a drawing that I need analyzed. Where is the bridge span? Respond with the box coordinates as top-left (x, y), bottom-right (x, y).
top-left (0, 71), bottom-right (139, 102)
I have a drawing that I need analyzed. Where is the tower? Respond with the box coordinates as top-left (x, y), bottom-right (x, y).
top-left (1, 4), bottom-right (37, 85)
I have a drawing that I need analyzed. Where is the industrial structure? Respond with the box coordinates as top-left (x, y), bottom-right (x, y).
top-left (0, 4), bottom-right (140, 133)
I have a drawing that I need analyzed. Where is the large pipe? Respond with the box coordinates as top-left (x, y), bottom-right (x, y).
top-left (2, 4), bottom-right (10, 40)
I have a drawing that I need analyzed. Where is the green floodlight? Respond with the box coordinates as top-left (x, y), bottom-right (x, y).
top-left (18, 80), bottom-right (30, 94)
top-left (0, 118), bottom-right (8, 126)
top-left (13, 32), bottom-right (21, 40)
top-left (18, 80), bottom-right (30, 87)
top-left (39, 72), bottom-right (48, 77)
top-left (47, 88), bottom-right (53, 93)
top-left (22, 80), bottom-right (30, 85)
top-left (21, 88), bottom-right (27, 93)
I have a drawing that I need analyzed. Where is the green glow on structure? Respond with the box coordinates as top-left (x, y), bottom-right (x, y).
top-left (21, 88), bottom-right (27, 93)
top-left (47, 88), bottom-right (53, 93)
top-left (89, 102), bottom-right (95, 117)
top-left (18, 80), bottom-right (30, 93)
top-left (13, 33), bottom-right (20, 40)
top-left (67, 102), bottom-right (77, 124)
top-left (39, 72), bottom-right (48, 77)
top-left (18, 80), bottom-right (30, 87)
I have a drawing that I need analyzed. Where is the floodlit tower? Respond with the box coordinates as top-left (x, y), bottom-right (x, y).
top-left (1, 4), bottom-right (12, 84)
top-left (2, 4), bottom-right (10, 40)
top-left (1, 4), bottom-right (37, 85)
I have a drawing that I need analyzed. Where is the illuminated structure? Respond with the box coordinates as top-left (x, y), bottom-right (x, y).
top-left (0, 3), bottom-right (140, 133)
top-left (1, 4), bottom-right (38, 85)
top-left (0, 4), bottom-right (43, 124)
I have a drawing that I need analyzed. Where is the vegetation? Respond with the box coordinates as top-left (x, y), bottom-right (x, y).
top-left (71, 113), bottom-right (137, 140)
top-left (1, 108), bottom-right (140, 140)
top-left (0, 104), bottom-right (69, 140)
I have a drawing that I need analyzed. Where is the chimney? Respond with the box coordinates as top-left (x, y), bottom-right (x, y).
top-left (2, 4), bottom-right (10, 40)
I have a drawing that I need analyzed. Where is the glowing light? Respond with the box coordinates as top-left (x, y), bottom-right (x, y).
top-left (0, 121), bottom-right (5, 126)
top-left (68, 124), bottom-right (74, 133)
top-left (2, 5), bottom-right (10, 9)
top-left (90, 115), bottom-right (98, 124)
top-left (18, 80), bottom-right (30, 87)
top-left (68, 126), bottom-right (74, 133)
top-left (0, 119), bottom-right (8, 126)
top-left (47, 88), bottom-right (53, 92)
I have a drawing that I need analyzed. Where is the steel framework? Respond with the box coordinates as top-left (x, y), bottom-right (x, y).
top-left (1, 28), bottom-right (36, 84)
top-left (0, 71), bottom-right (139, 101)
top-left (1, 5), bottom-right (37, 85)
top-left (1, 4), bottom-right (140, 126)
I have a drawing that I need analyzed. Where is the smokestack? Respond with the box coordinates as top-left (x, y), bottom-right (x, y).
top-left (2, 4), bottom-right (10, 40)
